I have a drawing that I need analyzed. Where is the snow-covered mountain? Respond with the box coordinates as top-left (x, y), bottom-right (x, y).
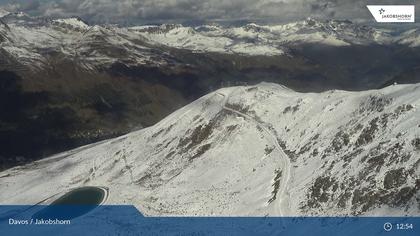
top-left (396, 28), bottom-right (420, 48)
top-left (0, 83), bottom-right (418, 216)
top-left (133, 19), bottom-right (393, 54)
top-left (0, 9), bottom-right (9, 18)
top-left (0, 12), bottom-right (419, 71)
top-left (0, 12), bottom-right (176, 71)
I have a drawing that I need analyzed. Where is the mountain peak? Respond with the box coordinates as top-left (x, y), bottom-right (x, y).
top-left (8, 11), bottom-right (29, 18)
top-left (304, 17), bottom-right (354, 27)
top-left (53, 17), bottom-right (90, 30)
top-left (0, 8), bottom-right (10, 18)
top-left (1, 83), bottom-right (418, 216)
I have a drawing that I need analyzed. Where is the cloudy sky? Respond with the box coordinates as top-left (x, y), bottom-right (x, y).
top-left (0, 0), bottom-right (417, 24)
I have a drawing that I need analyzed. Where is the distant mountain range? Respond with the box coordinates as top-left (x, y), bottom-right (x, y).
top-left (0, 10), bottom-right (419, 169)
top-left (1, 12), bottom-right (420, 71)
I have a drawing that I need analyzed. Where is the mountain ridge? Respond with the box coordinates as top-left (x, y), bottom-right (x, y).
top-left (1, 10), bottom-right (420, 172)
top-left (0, 12), bottom-right (419, 71)
top-left (0, 82), bottom-right (418, 216)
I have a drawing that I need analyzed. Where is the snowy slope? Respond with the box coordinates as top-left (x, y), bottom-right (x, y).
top-left (0, 9), bottom-right (8, 18)
top-left (397, 28), bottom-right (420, 47)
top-left (1, 13), bottom-right (419, 71)
top-left (0, 14), bottom-right (171, 70)
top-left (130, 24), bottom-right (285, 56)
top-left (0, 83), bottom-right (419, 217)
top-left (132, 19), bottom-right (397, 54)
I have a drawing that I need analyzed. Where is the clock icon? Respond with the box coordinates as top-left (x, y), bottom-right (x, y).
top-left (384, 222), bottom-right (393, 232)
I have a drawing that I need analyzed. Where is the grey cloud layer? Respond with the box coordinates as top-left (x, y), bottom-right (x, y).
top-left (0, 0), bottom-right (417, 23)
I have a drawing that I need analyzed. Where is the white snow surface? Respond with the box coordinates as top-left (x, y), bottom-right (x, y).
top-left (1, 14), bottom-right (419, 70)
top-left (53, 18), bottom-right (90, 30)
top-left (132, 19), bottom-right (418, 53)
top-left (397, 29), bottom-right (420, 47)
top-left (0, 9), bottom-right (9, 18)
top-left (0, 83), bottom-right (419, 217)
top-left (0, 14), bottom-right (169, 70)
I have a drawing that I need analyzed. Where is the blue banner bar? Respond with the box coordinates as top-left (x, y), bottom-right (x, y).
top-left (0, 205), bottom-right (418, 236)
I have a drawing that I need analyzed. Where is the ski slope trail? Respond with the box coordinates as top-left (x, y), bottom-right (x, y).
top-left (217, 89), bottom-right (292, 216)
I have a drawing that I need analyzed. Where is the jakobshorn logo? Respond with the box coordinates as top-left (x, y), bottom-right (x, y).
top-left (367, 5), bottom-right (415, 23)
top-left (379, 8), bottom-right (385, 15)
